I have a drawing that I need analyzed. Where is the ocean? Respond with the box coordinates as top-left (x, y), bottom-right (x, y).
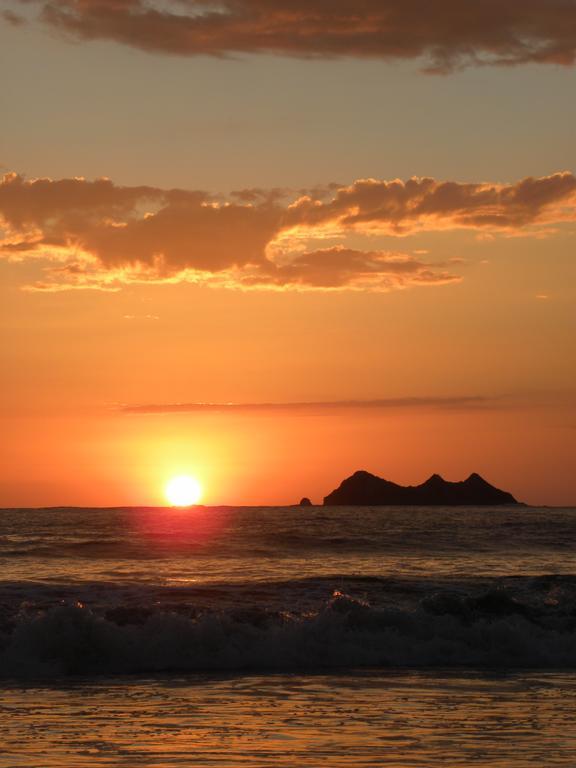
top-left (1, 504), bottom-right (576, 766)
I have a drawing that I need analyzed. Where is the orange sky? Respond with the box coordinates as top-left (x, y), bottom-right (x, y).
top-left (1, 2), bottom-right (575, 506)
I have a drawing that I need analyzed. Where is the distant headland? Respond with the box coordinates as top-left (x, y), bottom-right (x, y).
top-left (322, 471), bottom-right (519, 506)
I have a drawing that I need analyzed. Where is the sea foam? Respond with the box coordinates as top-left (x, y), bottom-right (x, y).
top-left (2, 590), bottom-right (576, 678)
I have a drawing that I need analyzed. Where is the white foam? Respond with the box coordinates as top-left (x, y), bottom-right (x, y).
top-left (2, 592), bottom-right (576, 678)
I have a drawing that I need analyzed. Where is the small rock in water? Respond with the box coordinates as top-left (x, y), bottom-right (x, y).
top-left (299, 497), bottom-right (313, 507)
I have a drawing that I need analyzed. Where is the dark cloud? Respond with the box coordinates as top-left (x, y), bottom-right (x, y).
top-left (11, 0), bottom-right (576, 71)
top-left (287, 173), bottom-right (576, 234)
top-left (1, 170), bottom-right (574, 291)
top-left (244, 247), bottom-right (459, 289)
top-left (0, 172), bottom-right (164, 229)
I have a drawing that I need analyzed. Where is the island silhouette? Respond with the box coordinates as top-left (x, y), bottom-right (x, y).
top-left (323, 470), bottom-right (519, 506)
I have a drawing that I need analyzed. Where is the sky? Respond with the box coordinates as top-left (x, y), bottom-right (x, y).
top-left (1, 0), bottom-right (575, 506)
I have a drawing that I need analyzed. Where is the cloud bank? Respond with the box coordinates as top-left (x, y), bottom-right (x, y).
top-left (1, 170), bottom-right (574, 291)
top-left (8, 0), bottom-right (576, 71)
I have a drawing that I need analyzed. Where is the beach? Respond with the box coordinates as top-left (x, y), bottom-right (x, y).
top-left (3, 671), bottom-right (576, 766)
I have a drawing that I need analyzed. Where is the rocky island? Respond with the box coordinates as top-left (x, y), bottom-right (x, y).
top-left (323, 470), bottom-right (519, 506)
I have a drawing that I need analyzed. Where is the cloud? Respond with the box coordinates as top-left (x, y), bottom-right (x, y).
top-left (115, 390), bottom-right (576, 415)
top-left (9, 0), bottom-right (576, 71)
top-left (285, 173), bottom-right (576, 235)
top-left (119, 395), bottom-right (501, 415)
top-left (1, 9), bottom-right (25, 26)
top-left (1, 170), bottom-right (574, 292)
top-left (240, 247), bottom-right (460, 290)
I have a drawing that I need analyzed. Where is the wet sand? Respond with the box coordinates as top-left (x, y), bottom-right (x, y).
top-left (2, 670), bottom-right (576, 767)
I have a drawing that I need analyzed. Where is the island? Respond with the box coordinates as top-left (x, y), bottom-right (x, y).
top-left (323, 470), bottom-right (519, 506)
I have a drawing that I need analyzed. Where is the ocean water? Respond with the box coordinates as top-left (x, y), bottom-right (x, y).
top-left (1, 504), bottom-right (576, 766)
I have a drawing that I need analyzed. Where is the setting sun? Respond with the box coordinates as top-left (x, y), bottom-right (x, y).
top-left (165, 475), bottom-right (203, 507)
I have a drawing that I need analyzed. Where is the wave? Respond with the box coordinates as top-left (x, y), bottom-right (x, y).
top-left (3, 586), bottom-right (576, 678)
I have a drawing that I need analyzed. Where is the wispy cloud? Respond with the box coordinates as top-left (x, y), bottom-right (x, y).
top-left (1, 170), bottom-right (574, 292)
top-left (118, 395), bottom-right (503, 415)
top-left (8, 0), bottom-right (576, 72)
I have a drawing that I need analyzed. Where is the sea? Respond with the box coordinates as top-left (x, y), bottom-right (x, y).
top-left (1, 504), bottom-right (576, 767)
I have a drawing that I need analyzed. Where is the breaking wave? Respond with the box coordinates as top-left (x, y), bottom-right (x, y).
top-left (3, 587), bottom-right (576, 678)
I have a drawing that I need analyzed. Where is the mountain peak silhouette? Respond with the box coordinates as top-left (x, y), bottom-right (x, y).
top-left (323, 471), bottom-right (519, 506)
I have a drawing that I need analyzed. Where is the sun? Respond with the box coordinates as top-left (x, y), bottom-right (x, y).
top-left (164, 475), bottom-right (203, 507)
